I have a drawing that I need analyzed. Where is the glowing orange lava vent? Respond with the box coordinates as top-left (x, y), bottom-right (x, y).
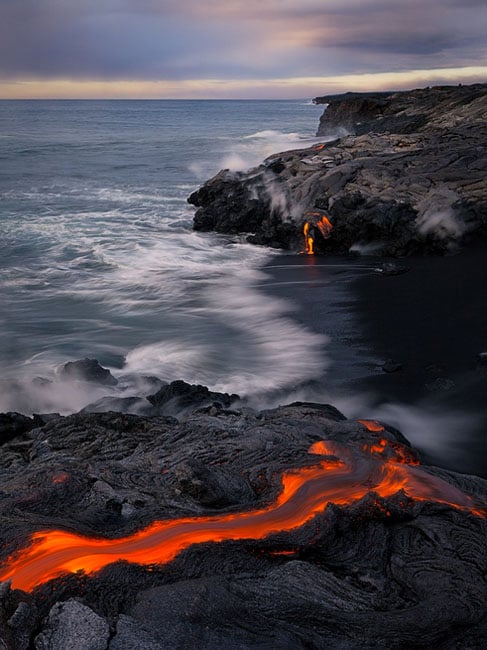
top-left (302, 210), bottom-right (333, 255)
top-left (0, 438), bottom-right (485, 593)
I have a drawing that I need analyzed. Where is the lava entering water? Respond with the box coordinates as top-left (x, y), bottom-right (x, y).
top-left (302, 210), bottom-right (333, 255)
top-left (0, 437), bottom-right (484, 592)
top-left (303, 221), bottom-right (314, 255)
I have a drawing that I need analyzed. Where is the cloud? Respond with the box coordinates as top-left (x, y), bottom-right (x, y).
top-left (0, 0), bottom-right (485, 94)
top-left (0, 1), bottom-right (257, 80)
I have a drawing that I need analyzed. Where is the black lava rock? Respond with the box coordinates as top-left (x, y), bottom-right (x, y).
top-left (59, 358), bottom-right (118, 386)
top-left (189, 84), bottom-right (487, 257)
top-left (0, 412), bottom-right (36, 444)
top-left (147, 380), bottom-right (239, 413)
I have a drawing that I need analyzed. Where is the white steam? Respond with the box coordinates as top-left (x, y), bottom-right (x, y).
top-left (337, 396), bottom-right (479, 467)
top-left (262, 175), bottom-right (294, 218)
top-left (0, 377), bottom-right (118, 416)
top-left (415, 188), bottom-right (465, 240)
top-left (220, 153), bottom-right (252, 172)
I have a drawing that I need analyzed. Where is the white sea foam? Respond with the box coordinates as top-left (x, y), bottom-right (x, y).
top-left (124, 341), bottom-right (210, 380)
top-left (1, 102), bottom-right (334, 415)
top-left (349, 242), bottom-right (386, 255)
top-left (243, 129), bottom-right (305, 141)
top-left (123, 241), bottom-right (329, 397)
top-left (95, 187), bottom-right (186, 204)
top-left (189, 128), bottom-right (324, 177)
top-left (1, 211), bottom-right (330, 412)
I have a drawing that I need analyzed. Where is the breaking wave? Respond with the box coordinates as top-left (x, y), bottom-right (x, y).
top-left (189, 127), bottom-right (324, 177)
top-left (0, 100), bottom-right (332, 415)
top-left (0, 215), bottom-right (329, 414)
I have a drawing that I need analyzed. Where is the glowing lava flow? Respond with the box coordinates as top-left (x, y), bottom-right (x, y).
top-left (358, 419), bottom-right (385, 432)
top-left (303, 222), bottom-right (314, 254)
top-left (314, 214), bottom-right (333, 239)
top-left (302, 211), bottom-right (333, 255)
top-left (0, 440), bottom-right (485, 592)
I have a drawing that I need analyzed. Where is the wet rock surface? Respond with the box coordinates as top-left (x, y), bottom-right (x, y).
top-left (0, 396), bottom-right (485, 649)
top-left (147, 379), bottom-right (239, 414)
top-left (59, 359), bottom-right (118, 387)
top-left (189, 84), bottom-right (487, 256)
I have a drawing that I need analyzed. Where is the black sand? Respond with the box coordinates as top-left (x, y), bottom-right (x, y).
top-left (260, 245), bottom-right (487, 477)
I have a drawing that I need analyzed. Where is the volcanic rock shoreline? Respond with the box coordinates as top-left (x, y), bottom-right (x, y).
top-left (0, 384), bottom-right (486, 649)
top-left (189, 83), bottom-right (487, 256)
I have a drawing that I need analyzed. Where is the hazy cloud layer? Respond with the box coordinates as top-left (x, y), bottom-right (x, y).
top-left (0, 0), bottom-right (485, 94)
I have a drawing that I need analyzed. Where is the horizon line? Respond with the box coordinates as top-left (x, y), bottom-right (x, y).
top-left (1, 67), bottom-right (485, 100)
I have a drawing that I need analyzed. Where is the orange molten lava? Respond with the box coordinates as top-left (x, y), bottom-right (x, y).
top-left (358, 419), bottom-right (385, 432)
top-left (268, 549), bottom-right (298, 557)
top-left (316, 215), bottom-right (333, 239)
top-left (0, 439), bottom-right (484, 592)
top-left (303, 222), bottom-right (314, 255)
top-left (302, 212), bottom-right (333, 254)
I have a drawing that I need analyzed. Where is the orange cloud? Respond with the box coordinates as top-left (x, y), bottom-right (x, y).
top-left (1, 67), bottom-right (485, 100)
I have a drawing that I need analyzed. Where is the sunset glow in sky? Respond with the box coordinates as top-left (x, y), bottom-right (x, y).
top-left (1, 0), bottom-right (486, 98)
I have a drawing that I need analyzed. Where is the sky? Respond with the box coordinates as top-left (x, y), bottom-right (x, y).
top-left (0, 0), bottom-right (486, 99)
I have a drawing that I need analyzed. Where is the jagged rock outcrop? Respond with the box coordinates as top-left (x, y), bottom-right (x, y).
top-left (0, 398), bottom-right (485, 648)
top-left (35, 600), bottom-right (109, 650)
top-left (0, 413), bottom-right (37, 444)
top-left (59, 359), bottom-right (118, 387)
top-left (189, 84), bottom-right (487, 256)
top-left (147, 379), bottom-right (239, 414)
top-left (315, 84), bottom-right (487, 137)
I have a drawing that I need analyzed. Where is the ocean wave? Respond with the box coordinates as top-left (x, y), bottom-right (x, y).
top-left (243, 129), bottom-right (305, 140)
top-left (123, 243), bottom-right (328, 397)
top-left (0, 99), bottom-right (331, 413)
top-left (189, 128), bottom-right (322, 177)
top-left (94, 187), bottom-right (187, 204)
top-left (0, 225), bottom-right (330, 412)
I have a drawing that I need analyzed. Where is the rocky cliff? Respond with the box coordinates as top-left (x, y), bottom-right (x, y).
top-left (315, 84), bottom-right (487, 137)
top-left (189, 84), bottom-right (487, 256)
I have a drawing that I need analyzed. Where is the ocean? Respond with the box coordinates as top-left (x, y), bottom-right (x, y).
top-left (0, 99), bottom-right (328, 414)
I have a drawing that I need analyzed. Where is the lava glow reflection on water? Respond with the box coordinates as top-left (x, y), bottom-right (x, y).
top-left (0, 439), bottom-right (485, 592)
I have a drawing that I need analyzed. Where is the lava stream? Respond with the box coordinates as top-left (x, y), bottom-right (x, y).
top-left (0, 440), bottom-right (484, 592)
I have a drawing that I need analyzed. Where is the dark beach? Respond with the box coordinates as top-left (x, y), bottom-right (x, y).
top-left (259, 244), bottom-right (487, 477)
